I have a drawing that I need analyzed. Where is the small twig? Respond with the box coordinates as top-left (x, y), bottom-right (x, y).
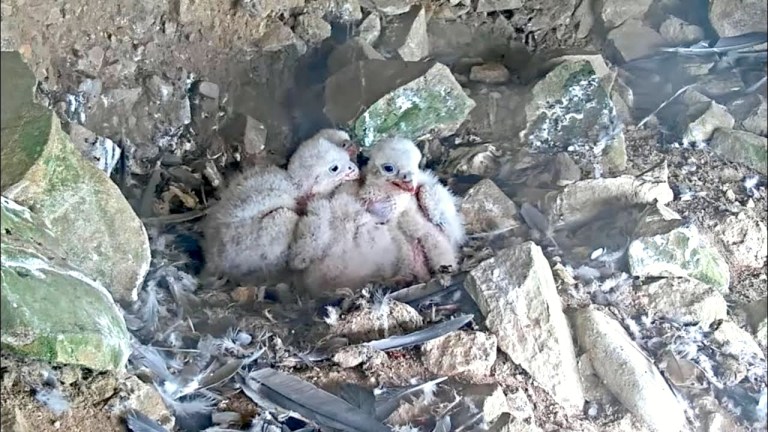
top-left (637, 83), bottom-right (697, 128)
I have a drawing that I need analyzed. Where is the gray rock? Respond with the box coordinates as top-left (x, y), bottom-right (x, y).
top-left (460, 384), bottom-right (510, 425)
top-left (714, 211), bottom-right (768, 268)
top-left (742, 96), bottom-right (767, 136)
top-left (1, 51), bottom-right (150, 304)
top-left (362, 0), bottom-right (418, 15)
top-left (466, 242), bottom-right (585, 412)
top-left (332, 344), bottom-right (381, 368)
top-left (1, 197), bottom-right (131, 371)
top-left (467, 85), bottom-right (529, 141)
top-left (709, 0), bottom-right (768, 37)
top-left (313, 0), bottom-right (363, 21)
top-left (105, 375), bottom-right (175, 429)
top-left (459, 179), bottom-right (519, 235)
top-left (143, 75), bottom-right (174, 103)
top-left (607, 19), bottom-right (665, 62)
top-left (681, 101), bottom-right (735, 144)
top-left (427, 16), bottom-right (529, 64)
top-left (522, 60), bottom-right (626, 174)
top-left (78, 78), bottom-right (103, 101)
top-left (573, 307), bottom-right (690, 432)
top-left (66, 124), bottom-right (122, 176)
top-left (432, 3), bottom-right (471, 19)
top-left (470, 63), bottom-right (511, 83)
top-left (543, 173), bottom-right (674, 226)
top-left (628, 224), bottom-right (731, 294)
top-left (572, 0), bottom-right (595, 38)
top-left (600, 0), bottom-right (653, 28)
top-left (257, 22), bottom-right (303, 52)
top-left (506, 390), bottom-right (534, 421)
top-left (659, 15), bottom-right (705, 45)
top-left (500, 419), bottom-right (544, 432)
top-left (476, 0), bottom-right (522, 12)
top-left (197, 81), bottom-right (220, 100)
top-left (75, 45), bottom-right (105, 75)
top-left (358, 11), bottom-right (382, 45)
top-left (294, 13), bottom-right (332, 44)
top-left (422, 331), bottom-right (497, 376)
top-left (331, 300), bottom-right (422, 343)
top-left (376, 5), bottom-right (428, 61)
top-left (710, 129), bottom-right (768, 175)
top-left (327, 38), bottom-right (384, 75)
top-left (743, 296), bottom-right (768, 330)
top-left (637, 278), bottom-right (728, 326)
top-left (324, 60), bottom-right (475, 146)
top-left (712, 320), bottom-right (765, 363)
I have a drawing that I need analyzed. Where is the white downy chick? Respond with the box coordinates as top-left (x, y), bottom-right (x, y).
top-left (202, 129), bottom-right (359, 283)
top-left (288, 192), bottom-right (406, 298)
top-left (361, 137), bottom-right (466, 282)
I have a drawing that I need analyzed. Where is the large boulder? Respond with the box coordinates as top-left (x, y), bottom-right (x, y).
top-left (521, 59), bottom-right (626, 174)
top-left (1, 51), bottom-right (150, 304)
top-left (1, 197), bottom-right (131, 371)
top-left (709, 0), bottom-right (768, 37)
top-left (324, 60), bottom-right (475, 147)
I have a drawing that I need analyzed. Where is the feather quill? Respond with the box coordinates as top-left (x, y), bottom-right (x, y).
top-left (243, 368), bottom-right (390, 432)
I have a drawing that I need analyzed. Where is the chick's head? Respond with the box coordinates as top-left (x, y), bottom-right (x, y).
top-left (365, 137), bottom-right (423, 194)
top-left (288, 130), bottom-right (360, 196)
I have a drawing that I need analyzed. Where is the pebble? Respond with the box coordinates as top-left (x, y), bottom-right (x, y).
top-left (197, 81), bottom-right (220, 100)
top-left (469, 63), bottom-right (510, 83)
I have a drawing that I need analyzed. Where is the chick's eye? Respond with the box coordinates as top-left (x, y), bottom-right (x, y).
top-left (329, 164), bottom-right (340, 173)
top-left (382, 163), bottom-right (395, 174)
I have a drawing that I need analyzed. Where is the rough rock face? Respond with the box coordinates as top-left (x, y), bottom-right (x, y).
top-left (459, 179), bottom-right (520, 235)
top-left (465, 242), bottom-right (585, 412)
top-left (421, 331), bottom-right (497, 376)
top-left (709, 0), bottom-right (768, 37)
top-left (715, 211), bottom-right (768, 268)
top-left (710, 129), bottom-right (768, 175)
top-left (324, 60), bottom-right (475, 146)
top-left (522, 60), bottom-right (626, 173)
top-left (375, 5), bottom-right (428, 61)
top-left (636, 278), bottom-right (728, 326)
top-left (0, 51), bottom-right (151, 304)
top-left (628, 224), bottom-right (731, 294)
top-left (573, 307), bottom-right (689, 432)
top-left (1, 197), bottom-right (131, 371)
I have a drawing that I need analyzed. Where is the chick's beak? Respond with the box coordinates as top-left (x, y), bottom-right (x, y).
top-left (344, 163), bottom-right (360, 181)
top-left (341, 139), bottom-right (359, 158)
top-left (391, 179), bottom-right (417, 193)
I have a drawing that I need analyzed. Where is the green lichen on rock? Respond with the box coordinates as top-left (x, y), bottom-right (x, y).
top-left (324, 60), bottom-right (475, 147)
top-left (523, 60), bottom-right (626, 172)
top-left (627, 224), bottom-right (731, 294)
top-left (710, 129), bottom-right (767, 175)
top-left (1, 197), bottom-right (131, 371)
top-left (0, 51), bottom-right (150, 304)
